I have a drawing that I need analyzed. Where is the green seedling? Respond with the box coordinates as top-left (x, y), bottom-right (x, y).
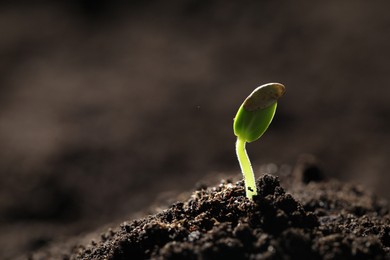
top-left (233, 83), bottom-right (285, 199)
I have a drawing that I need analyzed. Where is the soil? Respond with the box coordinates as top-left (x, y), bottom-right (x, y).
top-left (30, 160), bottom-right (390, 259)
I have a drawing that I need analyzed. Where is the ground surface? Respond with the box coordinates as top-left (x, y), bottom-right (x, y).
top-left (1, 1), bottom-right (390, 259)
top-left (30, 160), bottom-right (390, 259)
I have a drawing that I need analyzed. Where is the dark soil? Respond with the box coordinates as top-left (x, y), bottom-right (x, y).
top-left (31, 162), bottom-right (390, 259)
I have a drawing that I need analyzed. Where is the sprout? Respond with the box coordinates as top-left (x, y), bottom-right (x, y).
top-left (233, 83), bottom-right (285, 199)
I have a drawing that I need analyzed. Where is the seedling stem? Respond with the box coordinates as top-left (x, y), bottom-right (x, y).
top-left (235, 137), bottom-right (257, 198)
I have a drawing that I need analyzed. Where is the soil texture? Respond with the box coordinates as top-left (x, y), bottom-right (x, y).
top-left (31, 163), bottom-right (390, 259)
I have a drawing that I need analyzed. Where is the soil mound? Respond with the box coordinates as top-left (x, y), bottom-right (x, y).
top-left (64, 171), bottom-right (390, 260)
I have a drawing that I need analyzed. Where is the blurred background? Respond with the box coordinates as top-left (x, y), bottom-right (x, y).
top-left (1, 0), bottom-right (389, 258)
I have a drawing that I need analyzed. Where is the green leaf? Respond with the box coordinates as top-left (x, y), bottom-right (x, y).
top-left (233, 83), bottom-right (285, 143)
